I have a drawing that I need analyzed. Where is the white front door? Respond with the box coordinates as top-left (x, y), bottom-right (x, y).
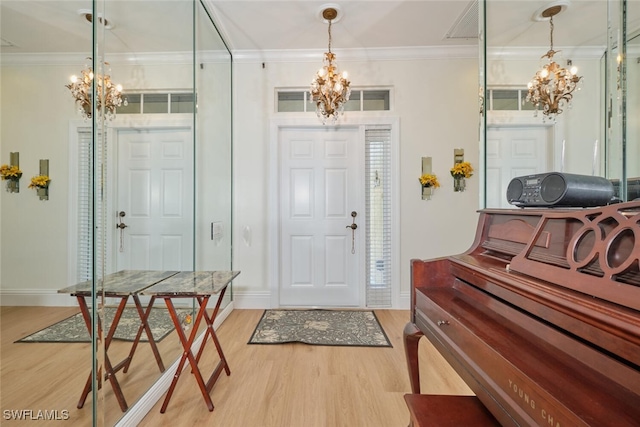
top-left (279, 127), bottom-right (364, 307)
top-left (115, 127), bottom-right (194, 271)
top-left (486, 126), bottom-right (551, 208)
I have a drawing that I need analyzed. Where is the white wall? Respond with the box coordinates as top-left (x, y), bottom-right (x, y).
top-left (231, 55), bottom-right (481, 308)
top-left (1, 64), bottom-right (76, 305)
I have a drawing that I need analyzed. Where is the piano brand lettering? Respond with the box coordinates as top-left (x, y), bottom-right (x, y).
top-left (508, 379), bottom-right (561, 427)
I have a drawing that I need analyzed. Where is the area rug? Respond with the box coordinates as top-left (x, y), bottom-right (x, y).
top-left (16, 307), bottom-right (190, 343)
top-left (248, 309), bottom-right (392, 347)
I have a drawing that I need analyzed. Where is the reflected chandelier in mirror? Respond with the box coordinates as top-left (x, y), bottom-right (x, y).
top-left (526, 5), bottom-right (582, 120)
top-left (66, 58), bottom-right (126, 120)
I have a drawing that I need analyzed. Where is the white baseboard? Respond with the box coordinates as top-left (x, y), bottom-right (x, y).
top-left (0, 289), bottom-right (77, 306)
top-left (115, 301), bottom-right (234, 426)
top-left (231, 290), bottom-right (272, 308)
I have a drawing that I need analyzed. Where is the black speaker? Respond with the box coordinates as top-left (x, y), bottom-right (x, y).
top-left (507, 172), bottom-right (614, 207)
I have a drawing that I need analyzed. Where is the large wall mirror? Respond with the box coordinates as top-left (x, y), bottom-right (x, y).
top-left (0, 0), bottom-right (232, 424)
top-left (481, 0), bottom-right (639, 208)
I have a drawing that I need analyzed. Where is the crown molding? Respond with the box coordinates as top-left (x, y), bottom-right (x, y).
top-left (231, 45), bottom-right (478, 63)
top-left (488, 45), bottom-right (606, 60)
top-left (0, 44), bottom-right (612, 67)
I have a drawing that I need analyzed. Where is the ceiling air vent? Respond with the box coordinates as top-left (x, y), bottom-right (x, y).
top-left (445, 0), bottom-right (478, 40)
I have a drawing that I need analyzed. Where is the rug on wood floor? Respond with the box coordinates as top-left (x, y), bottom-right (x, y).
top-left (248, 309), bottom-right (392, 347)
top-left (16, 307), bottom-right (190, 343)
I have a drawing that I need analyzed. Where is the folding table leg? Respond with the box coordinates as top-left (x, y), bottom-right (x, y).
top-left (160, 297), bottom-right (214, 413)
top-left (76, 296), bottom-right (129, 412)
top-left (194, 289), bottom-right (231, 384)
top-left (123, 295), bottom-right (164, 373)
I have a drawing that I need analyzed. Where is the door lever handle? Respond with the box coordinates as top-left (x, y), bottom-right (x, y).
top-left (347, 211), bottom-right (358, 254)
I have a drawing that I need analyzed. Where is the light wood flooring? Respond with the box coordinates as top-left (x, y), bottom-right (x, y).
top-left (1, 307), bottom-right (471, 426)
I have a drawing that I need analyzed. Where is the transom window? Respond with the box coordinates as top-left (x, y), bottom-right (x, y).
top-left (116, 92), bottom-right (195, 114)
top-left (487, 87), bottom-right (536, 111)
top-left (276, 88), bottom-right (391, 113)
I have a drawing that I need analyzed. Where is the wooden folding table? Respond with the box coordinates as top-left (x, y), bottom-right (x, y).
top-left (58, 270), bottom-right (179, 412)
top-left (141, 270), bottom-right (240, 413)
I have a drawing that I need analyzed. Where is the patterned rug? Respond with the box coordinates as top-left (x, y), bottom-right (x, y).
top-left (248, 309), bottom-right (392, 347)
top-left (16, 307), bottom-right (189, 343)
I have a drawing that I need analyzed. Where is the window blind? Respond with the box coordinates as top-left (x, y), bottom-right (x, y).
top-left (365, 127), bottom-right (392, 307)
top-left (76, 130), bottom-right (106, 283)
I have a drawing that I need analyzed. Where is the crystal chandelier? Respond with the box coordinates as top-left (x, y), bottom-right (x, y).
top-left (310, 7), bottom-right (351, 125)
top-left (66, 58), bottom-right (126, 120)
top-left (526, 6), bottom-right (582, 120)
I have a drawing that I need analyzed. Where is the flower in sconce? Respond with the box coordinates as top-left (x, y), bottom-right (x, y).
top-left (0, 164), bottom-right (22, 181)
top-left (450, 161), bottom-right (474, 179)
top-left (419, 173), bottom-right (440, 188)
top-left (28, 175), bottom-right (51, 189)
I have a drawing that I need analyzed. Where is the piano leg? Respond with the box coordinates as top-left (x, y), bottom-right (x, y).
top-left (403, 322), bottom-right (424, 394)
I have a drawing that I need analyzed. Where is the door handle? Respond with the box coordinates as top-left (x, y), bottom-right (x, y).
top-left (346, 211), bottom-right (357, 254)
top-left (117, 211), bottom-right (127, 252)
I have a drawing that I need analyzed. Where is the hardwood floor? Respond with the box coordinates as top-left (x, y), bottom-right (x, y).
top-left (1, 307), bottom-right (471, 426)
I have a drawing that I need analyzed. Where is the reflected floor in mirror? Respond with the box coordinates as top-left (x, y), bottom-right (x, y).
top-left (0, 306), bottom-right (193, 427)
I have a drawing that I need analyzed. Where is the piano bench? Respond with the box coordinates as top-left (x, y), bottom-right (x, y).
top-left (404, 394), bottom-right (500, 427)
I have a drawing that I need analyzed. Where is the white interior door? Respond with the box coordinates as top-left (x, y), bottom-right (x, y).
top-left (486, 126), bottom-right (550, 208)
top-left (279, 127), bottom-right (364, 307)
top-left (115, 127), bottom-right (194, 271)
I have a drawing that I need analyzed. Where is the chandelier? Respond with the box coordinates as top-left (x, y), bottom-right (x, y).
top-left (526, 6), bottom-right (582, 120)
top-left (66, 58), bottom-right (125, 120)
top-left (310, 7), bottom-right (351, 125)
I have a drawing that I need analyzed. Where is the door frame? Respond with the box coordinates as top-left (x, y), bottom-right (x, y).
top-left (268, 117), bottom-right (401, 308)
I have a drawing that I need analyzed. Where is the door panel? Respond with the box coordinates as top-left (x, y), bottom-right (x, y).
top-left (116, 127), bottom-right (193, 271)
top-left (280, 127), bottom-right (363, 306)
top-left (487, 126), bottom-right (550, 208)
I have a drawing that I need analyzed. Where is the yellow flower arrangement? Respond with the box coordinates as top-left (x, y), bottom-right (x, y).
top-left (29, 175), bottom-right (51, 189)
top-left (419, 173), bottom-right (440, 188)
top-left (0, 164), bottom-right (23, 180)
top-left (450, 161), bottom-right (474, 179)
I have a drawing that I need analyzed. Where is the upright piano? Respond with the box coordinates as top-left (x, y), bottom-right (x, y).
top-left (404, 201), bottom-right (640, 426)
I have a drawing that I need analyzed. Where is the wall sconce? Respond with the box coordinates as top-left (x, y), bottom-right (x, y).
top-left (450, 149), bottom-right (473, 192)
top-left (419, 157), bottom-right (440, 200)
top-left (29, 159), bottom-right (50, 201)
top-left (0, 152), bottom-right (22, 193)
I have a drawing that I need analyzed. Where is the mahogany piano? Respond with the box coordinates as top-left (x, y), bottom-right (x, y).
top-left (404, 201), bottom-right (640, 426)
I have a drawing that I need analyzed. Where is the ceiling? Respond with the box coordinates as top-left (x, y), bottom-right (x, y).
top-left (1, 1), bottom-right (638, 57)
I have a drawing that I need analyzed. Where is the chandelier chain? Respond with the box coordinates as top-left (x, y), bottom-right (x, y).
top-left (549, 16), bottom-right (554, 52)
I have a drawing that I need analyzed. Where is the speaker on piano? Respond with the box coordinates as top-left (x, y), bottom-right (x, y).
top-left (507, 172), bottom-right (614, 207)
